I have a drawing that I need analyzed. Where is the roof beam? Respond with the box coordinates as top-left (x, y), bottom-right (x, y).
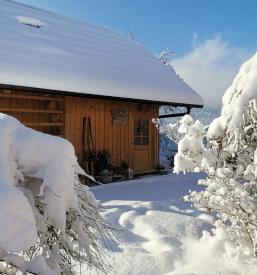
top-left (0, 84), bottom-right (204, 108)
top-left (159, 106), bottom-right (191, 119)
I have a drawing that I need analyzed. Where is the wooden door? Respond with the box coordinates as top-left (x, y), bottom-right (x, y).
top-left (132, 117), bottom-right (151, 172)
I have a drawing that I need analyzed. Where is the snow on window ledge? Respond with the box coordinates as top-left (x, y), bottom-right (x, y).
top-left (16, 16), bottom-right (46, 28)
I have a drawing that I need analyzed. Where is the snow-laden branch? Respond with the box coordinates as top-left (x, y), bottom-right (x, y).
top-left (0, 114), bottom-right (115, 274)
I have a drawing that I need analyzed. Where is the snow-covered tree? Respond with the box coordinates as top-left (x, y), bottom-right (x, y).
top-left (159, 47), bottom-right (175, 66)
top-left (174, 53), bottom-right (257, 256)
top-left (0, 114), bottom-right (115, 274)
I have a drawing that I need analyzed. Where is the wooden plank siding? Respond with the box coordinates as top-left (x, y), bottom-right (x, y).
top-left (0, 89), bottom-right (65, 136)
top-left (0, 89), bottom-right (159, 173)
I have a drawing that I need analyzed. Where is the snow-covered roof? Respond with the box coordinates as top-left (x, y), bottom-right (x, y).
top-left (0, 0), bottom-right (203, 107)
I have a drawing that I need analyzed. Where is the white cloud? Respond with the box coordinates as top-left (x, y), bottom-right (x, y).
top-left (171, 35), bottom-right (252, 106)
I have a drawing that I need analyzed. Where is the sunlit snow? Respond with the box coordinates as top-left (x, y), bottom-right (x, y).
top-left (81, 174), bottom-right (257, 275)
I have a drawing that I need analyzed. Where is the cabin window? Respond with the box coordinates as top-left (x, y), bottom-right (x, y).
top-left (134, 118), bottom-right (149, 145)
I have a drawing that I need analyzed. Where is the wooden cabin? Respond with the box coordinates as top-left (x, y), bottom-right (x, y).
top-left (0, 1), bottom-right (203, 175)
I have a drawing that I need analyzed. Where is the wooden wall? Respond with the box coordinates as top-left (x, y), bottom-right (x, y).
top-left (64, 96), bottom-right (159, 173)
top-left (0, 89), bottom-right (65, 135)
top-left (0, 89), bottom-right (159, 173)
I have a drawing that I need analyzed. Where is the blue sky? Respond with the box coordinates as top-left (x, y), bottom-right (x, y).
top-left (16, 0), bottom-right (257, 55)
top-left (15, 0), bottom-right (257, 105)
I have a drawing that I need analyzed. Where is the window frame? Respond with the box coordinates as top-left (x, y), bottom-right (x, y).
top-left (133, 118), bottom-right (150, 146)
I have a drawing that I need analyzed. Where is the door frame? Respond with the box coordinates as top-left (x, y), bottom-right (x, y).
top-left (130, 113), bottom-right (153, 173)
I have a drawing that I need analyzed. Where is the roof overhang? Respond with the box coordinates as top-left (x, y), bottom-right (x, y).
top-left (0, 84), bottom-right (204, 108)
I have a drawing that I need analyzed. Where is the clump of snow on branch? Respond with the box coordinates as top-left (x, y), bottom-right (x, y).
top-left (159, 47), bottom-right (175, 66)
top-left (174, 52), bottom-right (257, 256)
top-left (0, 114), bottom-right (114, 274)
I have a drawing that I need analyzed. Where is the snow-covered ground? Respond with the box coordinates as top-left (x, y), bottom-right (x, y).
top-left (83, 173), bottom-right (257, 275)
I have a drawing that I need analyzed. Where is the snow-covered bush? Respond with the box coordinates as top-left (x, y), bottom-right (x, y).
top-left (174, 53), bottom-right (257, 256)
top-left (158, 105), bottom-right (219, 167)
top-left (0, 114), bottom-right (114, 274)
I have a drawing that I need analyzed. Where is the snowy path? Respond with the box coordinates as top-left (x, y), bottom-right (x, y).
top-left (81, 173), bottom-right (257, 275)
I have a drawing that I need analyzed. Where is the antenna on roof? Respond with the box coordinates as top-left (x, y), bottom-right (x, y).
top-left (127, 27), bottom-right (136, 40)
